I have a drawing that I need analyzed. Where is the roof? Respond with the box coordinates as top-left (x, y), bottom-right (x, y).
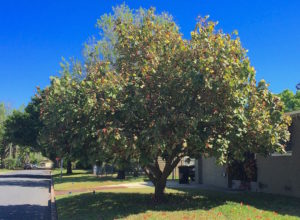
top-left (40, 159), bottom-right (53, 163)
top-left (286, 110), bottom-right (300, 119)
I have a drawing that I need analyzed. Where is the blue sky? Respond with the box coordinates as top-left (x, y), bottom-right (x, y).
top-left (0, 0), bottom-right (299, 108)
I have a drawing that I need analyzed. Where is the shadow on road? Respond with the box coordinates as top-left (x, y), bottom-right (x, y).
top-left (0, 179), bottom-right (50, 188)
top-left (0, 202), bottom-right (51, 220)
top-left (0, 174), bottom-right (51, 179)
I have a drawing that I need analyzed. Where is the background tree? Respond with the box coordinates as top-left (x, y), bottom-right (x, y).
top-left (4, 110), bottom-right (31, 148)
top-left (278, 89), bottom-right (300, 112)
top-left (1, 103), bottom-right (41, 169)
top-left (39, 61), bottom-right (82, 174)
top-left (85, 6), bottom-right (290, 202)
top-left (3, 96), bottom-right (52, 166)
top-left (0, 103), bottom-right (8, 168)
top-left (0, 104), bottom-right (20, 167)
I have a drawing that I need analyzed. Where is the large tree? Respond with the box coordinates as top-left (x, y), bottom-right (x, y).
top-left (83, 6), bottom-right (290, 201)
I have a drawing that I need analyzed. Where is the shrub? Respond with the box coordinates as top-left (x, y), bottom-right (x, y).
top-left (3, 157), bottom-right (17, 169)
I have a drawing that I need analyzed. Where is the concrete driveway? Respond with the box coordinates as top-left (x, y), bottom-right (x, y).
top-left (0, 170), bottom-right (51, 220)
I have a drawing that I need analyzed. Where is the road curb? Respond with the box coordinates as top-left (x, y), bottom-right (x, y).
top-left (50, 171), bottom-right (58, 220)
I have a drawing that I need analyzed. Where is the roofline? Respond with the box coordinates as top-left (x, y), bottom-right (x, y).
top-left (286, 110), bottom-right (300, 118)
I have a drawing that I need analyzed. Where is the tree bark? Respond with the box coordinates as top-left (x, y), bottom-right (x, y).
top-left (66, 160), bottom-right (72, 174)
top-left (12, 145), bottom-right (17, 159)
top-left (133, 169), bottom-right (139, 177)
top-left (0, 155), bottom-right (3, 169)
top-left (116, 170), bottom-right (125, 179)
top-left (144, 156), bottom-right (182, 203)
top-left (154, 178), bottom-right (167, 202)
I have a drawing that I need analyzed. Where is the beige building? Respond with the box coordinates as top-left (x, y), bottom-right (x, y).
top-left (194, 110), bottom-right (300, 198)
top-left (158, 156), bottom-right (194, 180)
top-left (195, 157), bottom-right (228, 187)
top-left (256, 110), bottom-right (300, 197)
top-left (40, 159), bottom-right (54, 169)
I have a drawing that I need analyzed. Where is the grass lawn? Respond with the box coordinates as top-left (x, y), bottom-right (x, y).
top-left (52, 169), bottom-right (147, 191)
top-left (0, 169), bottom-right (10, 174)
top-left (56, 187), bottom-right (300, 220)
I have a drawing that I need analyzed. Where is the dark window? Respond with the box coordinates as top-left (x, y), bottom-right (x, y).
top-left (286, 122), bottom-right (295, 152)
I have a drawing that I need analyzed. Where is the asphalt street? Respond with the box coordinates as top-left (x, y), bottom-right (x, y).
top-left (0, 170), bottom-right (51, 220)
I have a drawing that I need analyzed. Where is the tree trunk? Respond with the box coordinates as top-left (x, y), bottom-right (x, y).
top-left (144, 156), bottom-right (182, 203)
top-left (116, 170), bottom-right (125, 179)
top-left (133, 169), bottom-right (139, 177)
top-left (0, 155), bottom-right (3, 169)
top-left (66, 160), bottom-right (72, 174)
top-left (12, 145), bottom-right (17, 159)
top-left (154, 179), bottom-right (167, 202)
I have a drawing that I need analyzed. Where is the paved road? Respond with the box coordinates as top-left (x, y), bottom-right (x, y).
top-left (0, 170), bottom-right (51, 220)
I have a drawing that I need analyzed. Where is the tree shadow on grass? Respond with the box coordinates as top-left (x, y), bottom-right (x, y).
top-left (56, 189), bottom-right (300, 220)
top-left (57, 191), bottom-right (221, 220)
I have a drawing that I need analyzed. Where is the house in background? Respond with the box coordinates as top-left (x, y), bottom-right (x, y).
top-left (194, 110), bottom-right (300, 198)
top-left (158, 156), bottom-right (195, 180)
top-left (195, 157), bottom-right (227, 188)
top-left (40, 159), bottom-right (54, 169)
top-left (256, 110), bottom-right (300, 197)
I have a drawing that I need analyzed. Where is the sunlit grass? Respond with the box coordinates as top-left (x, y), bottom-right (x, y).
top-left (52, 169), bottom-right (148, 191)
top-left (56, 187), bottom-right (300, 220)
top-left (0, 169), bottom-right (10, 174)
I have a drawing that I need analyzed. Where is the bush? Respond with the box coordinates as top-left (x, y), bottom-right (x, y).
top-left (3, 157), bottom-right (17, 169)
top-left (29, 152), bottom-right (44, 165)
top-left (75, 160), bottom-right (91, 169)
top-left (62, 159), bottom-right (76, 170)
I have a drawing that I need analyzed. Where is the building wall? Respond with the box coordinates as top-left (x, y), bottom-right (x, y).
top-left (157, 157), bottom-right (185, 180)
top-left (40, 161), bottom-right (54, 169)
top-left (257, 115), bottom-right (300, 198)
top-left (201, 157), bottom-right (228, 188)
top-left (195, 158), bottom-right (202, 183)
top-left (195, 113), bottom-right (300, 197)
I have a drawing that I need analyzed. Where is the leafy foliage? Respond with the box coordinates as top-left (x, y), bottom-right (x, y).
top-left (38, 61), bottom-right (83, 173)
top-left (3, 95), bottom-right (47, 156)
top-left (7, 5), bottom-right (290, 201)
top-left (278, 89), bottom-right (300, 112)
top-left (0, 103), bottom-right (6, 150)
top-left (0, 103), bottom-right (10, 167)
top-left (81, 5), bottom-right (290, 201)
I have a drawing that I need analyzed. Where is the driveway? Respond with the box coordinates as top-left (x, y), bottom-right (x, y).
top-left (0, 170), bottom-right (51, 220)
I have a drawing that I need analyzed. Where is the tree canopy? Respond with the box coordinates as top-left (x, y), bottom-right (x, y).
top-left (278, 89), bottom-right (300, 112)
top-left (79, 5), bottom-right (290, 201)
top-left (0, 103), bottom-right (8, 167)
top-left (2, 5), bottom-right (291, 202)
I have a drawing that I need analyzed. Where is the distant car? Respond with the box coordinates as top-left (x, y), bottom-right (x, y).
top-left (24, 164), bottom-right (32, 170)
top-left (32, 164), bottom-right (38, 169)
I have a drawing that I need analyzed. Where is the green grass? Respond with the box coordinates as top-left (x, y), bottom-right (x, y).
top-left (56, 187), bottom-right (300, 220)
top-left (52, 169), bottom-right (148, 191)
top-left (54, 170), bottom-right (300, 219)
top-left (0, 169), bottom-right (10, 174)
